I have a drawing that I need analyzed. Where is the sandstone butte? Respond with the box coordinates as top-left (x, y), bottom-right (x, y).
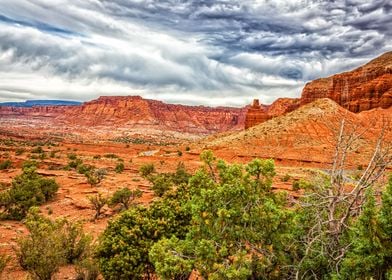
top-left (243, 51), bottom-right (392, 128)
top-left (0, 95), bottom-right (247, 135)
top-left (0, 51), bottom-right (391, 134)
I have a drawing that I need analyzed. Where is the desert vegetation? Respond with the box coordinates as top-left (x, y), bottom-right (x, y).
top-left (95, 149), bottom-right (392, 279)
top-left (0, 116), bottom-right (390, 280)
top-left (0, 161), bottom-right (59, 220)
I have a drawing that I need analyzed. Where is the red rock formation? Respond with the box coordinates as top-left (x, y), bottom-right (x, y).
top-left (245, 99), bottom-right (270, 129)
top-left (0, 96), bottom-right (247, 135)
top-left (266, 98), bottom-right (301, 117)
top-left (301, 51), bottom-right (392, 112)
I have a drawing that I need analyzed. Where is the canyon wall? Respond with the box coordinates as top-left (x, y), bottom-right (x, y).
top-left (300, 51), bottom-right (392, 112)
top-left (0, 96), bottom-right (247, 135)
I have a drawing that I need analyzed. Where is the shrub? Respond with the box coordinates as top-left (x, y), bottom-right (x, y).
top-left (281, 173), bottom-right (291, 182)
top-left (139, 163), bottom-right (155, 178)
top-left (15, 148), bottom-right (25, 156)
top-left (0, 254), bottom-right (10, 275)
top-left (97, 195), bottom-right (190, 280)
top-left (16, 208), bottom-right (92, 280)
top-left (185, 146), bottom-right (190, 152)
top-left (104, 153), bottom-right (118, 159)
top-left (109, 188), bottom-right (142, 210)
top-left (177, 150), bottom-right (183, 156)
top-left (151, 174), bottom-right (173, 197)
top-left (149, 162), bottom-right (190, 197)
top-left (114, 162), bottom-right (124, 173)
top-left (85, 168), bottom-right (107, 187)
top-left (67, 158), bottom-right (83, 169)
top-left (0, 160), bottom-right (12, 170)
top-left (31, 146), bottom-right (43, 154)
top-left (88, 193), bottom-right (108, 220)
top-left (75, 250), bottom-right (99, 280)
top-left (68, 153), bottom-right (77, 160)
top-left (77, 164), bottom-right (93, 175)
top-left (0, 164), bottom-right (59, 220)
top-left (60, 220), bottom-right (92, 264)
top-left (16, 209), bottom-right (66, 280)
top-left (292, 179), bottom-right (312, 191)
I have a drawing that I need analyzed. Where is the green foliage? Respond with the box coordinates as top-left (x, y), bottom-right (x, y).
top-left (151, 156), bottom-right (293, 280)
top-left (67, 158), bottom-right (83, 170)
top-left (16, 208), bottom-right (92, 280)
top-left (292, 178), bottom-right (312, 191)
top-left (97, 149), bottom-right (392, 279)
top-left (149, 236), bottom-right (193, 280)
top-left (85, 168), bottom-right (107, 187)
top-left (114, 162), bottom-right (124, 173)
top-left (60, 220), bottom-right (93, 264)
top-left (281, 173), bottom-right (291, 182)
top-left (75, 248), bottom-right (100, 280)
top-left (200, 150), bottom-right (216, 180)
top-left (139, 163), bottom-right (155, 178)
top-left (0, 164), bottom-right (59, 220)
top-left (0, 159), bottom-right (12, 170)
top-left (31, 146), bottom-right (44, 154)
top-left (109, 187), bottom-right (142, 210)
top-left (67, 153), bottom-right (77, 160)
top-left (338, 177), bottom-right (392, 279)
top-left (15, 148), bottom-right (26, 156)
top-left (0, 254), bottom-right (10, 275)
top-left (148, 162), bottom-right (191, 197)
top-left (104, 153), bottom-right (118, 159)
top-left (77, 164), bottom-right (93, 175)
top-left (97, 185), bottom-right (191, 280)
top-left (88, 193), bottom-right (108, 220)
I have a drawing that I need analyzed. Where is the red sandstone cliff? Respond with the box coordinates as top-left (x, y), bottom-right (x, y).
top-left (243, 52), bottom-right (392, 129)
top-left (0, 96), bottom-right (246, 135)
top-left (300, 51), bottom-right (392, 112)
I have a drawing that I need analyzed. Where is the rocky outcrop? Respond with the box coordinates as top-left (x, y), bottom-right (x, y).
top-left (245, 99), bottom-right (271, 129)
top-left (301, 51), bottom-right (392, 112)
top-left (266, 98), bottom-right (301, 117)
top-left (0, 96), bottom-right (247, 135)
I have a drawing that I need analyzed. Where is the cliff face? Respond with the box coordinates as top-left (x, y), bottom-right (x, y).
top-left (0, 105), bottom-right (70, 116)
top-left (244, 99), bottom-right (271, 129)
top-left (0, 96), bottom-right (246, 135)
top-left (301, 52), bottom-right (392, 112)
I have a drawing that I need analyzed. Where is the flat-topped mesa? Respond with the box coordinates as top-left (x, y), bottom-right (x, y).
top-left (300, 51), bottom-right (392, 112)
top-left (245, 99), bottom-right (271, 129)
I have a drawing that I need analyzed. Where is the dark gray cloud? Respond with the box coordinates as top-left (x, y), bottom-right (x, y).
top-left (0, 0), bottom-right (390, 106)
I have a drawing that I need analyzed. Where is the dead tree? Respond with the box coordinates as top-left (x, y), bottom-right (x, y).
top-left (296, 115), bottom-right (392, 279)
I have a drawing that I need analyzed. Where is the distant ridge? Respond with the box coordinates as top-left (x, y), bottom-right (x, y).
top-left (0, 100), bottom-right (82, 107)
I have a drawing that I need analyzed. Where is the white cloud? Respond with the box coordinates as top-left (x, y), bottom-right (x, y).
top-left (0, 0), bottom-right (390, 106)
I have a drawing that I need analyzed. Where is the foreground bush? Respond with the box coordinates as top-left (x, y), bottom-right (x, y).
top-left (0, 163), bottom-right (59, 220)
top-left (0, 254), bottom-right (10, 276)
top-left (97, 186), bottom-right (191, 280)
top-left (96, 148), bottom-right (392, 279)
top-left (16, 208), bottom-right (92, 280)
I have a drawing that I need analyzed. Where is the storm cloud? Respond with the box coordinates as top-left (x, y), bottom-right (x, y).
top-left (0, 0), bottom-right (390, 106)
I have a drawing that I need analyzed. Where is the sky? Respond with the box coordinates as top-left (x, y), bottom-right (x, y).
top-left (0, 0), bottom-right (391, 107)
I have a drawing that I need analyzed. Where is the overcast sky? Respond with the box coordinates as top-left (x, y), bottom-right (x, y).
top-left (0, 0), bottom-right (391, 106)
